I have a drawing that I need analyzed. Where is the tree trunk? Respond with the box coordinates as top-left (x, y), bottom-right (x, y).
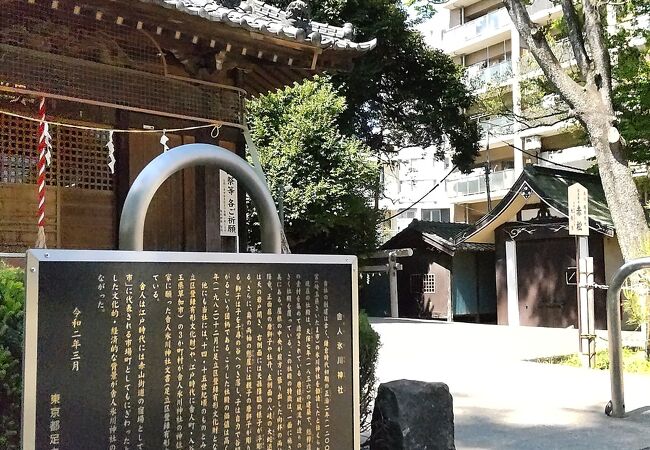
top-left (584, 111), bottom-right (648, 261)
top-left (645, 318), bottom-right (650, 361)
top-left (502, 0), bottom-right (649, 262)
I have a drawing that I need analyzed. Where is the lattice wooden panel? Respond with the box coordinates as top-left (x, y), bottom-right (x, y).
top-left (55, 127), bottom-right (113, 191)
top-left (1, 0), bottom-right (165, 76)
top-left (0, 0), bottom-right (245, 125)
top-left (0, 114), bottom-right (113, 191)
top-left (0, 113), bottom-right (53, 184)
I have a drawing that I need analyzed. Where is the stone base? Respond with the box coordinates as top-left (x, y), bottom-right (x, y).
top-left (370, 379), bottom-right (455, 450)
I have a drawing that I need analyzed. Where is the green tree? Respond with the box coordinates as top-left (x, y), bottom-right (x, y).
top-left (612, 0), bottom-right (650, 164)
top-left (501, 0), bottom-right (649, 260)
top-left (246, 77), bottom-right (382, 254)
top-left (268, 0), bottom-right (480, 171)
top-left (0, 264), bottom-right (25, 449)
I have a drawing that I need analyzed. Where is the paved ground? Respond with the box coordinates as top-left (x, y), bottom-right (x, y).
top-left (369, 318), bottom-right (650, 449)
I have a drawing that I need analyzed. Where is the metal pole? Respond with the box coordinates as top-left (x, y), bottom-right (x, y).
top-left (606, 257), bottom-right (650, 418)
top-left (388, 251), bottom-right (399, 318)
top-left (119, 144), bottom-right (282, 253)
top-left (586, 257), bottom-right (596, 367)
top-left (279, 185), bottom-right (285, 227)
top-left (484, 162), bottom-right (492, 212)
top-left (577, 237), bottom-right (593, 367)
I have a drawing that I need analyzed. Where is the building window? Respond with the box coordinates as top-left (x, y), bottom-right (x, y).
top-left (411, 274), bottom-right (436, 294)
top-left (402, 208), bottom-right (417, 219)
top-left (421, 208), bottom-right (450, 222)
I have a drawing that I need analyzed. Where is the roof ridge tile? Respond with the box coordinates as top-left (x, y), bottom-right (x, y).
top-left (139, 0), bottom-right (376, 51)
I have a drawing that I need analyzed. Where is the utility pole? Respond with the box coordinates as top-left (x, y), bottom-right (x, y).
top-left (484, 161), bottom-right (492, 212)
top-left (278, 184), bottom-right (285, 227)
top-left (482, 115), bottom-right (493, 212)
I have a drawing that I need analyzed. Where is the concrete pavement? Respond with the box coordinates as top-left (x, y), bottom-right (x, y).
top-left (369, 318), bottom-right (650, 449)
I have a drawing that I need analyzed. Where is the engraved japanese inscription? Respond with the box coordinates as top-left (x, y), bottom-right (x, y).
top-left (24, 251), bottom-right (358, 450)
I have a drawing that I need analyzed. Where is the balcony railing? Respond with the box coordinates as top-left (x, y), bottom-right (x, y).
top-left (442, 8), bottom-right (511, 50)
top-left (478, 115), bottom-right (515, 138)
top-left (442, 0), bottom-right (558, 52)
top-left (446, 168), bottom-right (516, 198)
top-left (466, 60), bottom-right (513, 91)
top-left (476, 110), bottom-right (571, 139)
top-left (520, 38), bottom-right (575, 75)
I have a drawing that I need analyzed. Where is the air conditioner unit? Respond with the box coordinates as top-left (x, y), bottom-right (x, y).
top-left (525, 135), bottom-right (542, 150)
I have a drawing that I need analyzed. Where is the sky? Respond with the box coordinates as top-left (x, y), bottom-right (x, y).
top-left (410, 4), bottom-right (450, 50)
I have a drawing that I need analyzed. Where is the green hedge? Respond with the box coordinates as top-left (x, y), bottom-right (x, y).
top-left (359, 310), bottom-right (381, 432)
top-left (0, 264), bottom-right (24, 450)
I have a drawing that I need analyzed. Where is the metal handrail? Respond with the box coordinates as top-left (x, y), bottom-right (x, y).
top-left (119, 144), bottom-right (282, 253)
top-left (606, 257), bottom-right (650, 417)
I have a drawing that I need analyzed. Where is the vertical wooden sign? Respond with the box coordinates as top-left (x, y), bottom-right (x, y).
top-left (568, 183), bottom-right (589, 236)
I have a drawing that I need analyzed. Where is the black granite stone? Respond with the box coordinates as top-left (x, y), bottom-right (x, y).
top-left (370, 379), bottom-right (455, 450)
top-left (27, 258), bottom-right (355, 449)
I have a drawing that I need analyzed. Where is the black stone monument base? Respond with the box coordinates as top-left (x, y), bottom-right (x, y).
top-left (369, 379), bottom-right (455, 450)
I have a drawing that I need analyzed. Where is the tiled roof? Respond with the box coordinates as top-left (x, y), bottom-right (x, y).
top-left (139, 0), bottom-right (377, 51)
top-left (456, 242), bottom-right (496, 252)
top-left (382, 220), bottom-right (494, 255)
top-left (407, 220), bottom-right (471, 241)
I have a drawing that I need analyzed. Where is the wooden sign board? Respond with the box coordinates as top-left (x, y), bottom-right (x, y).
top-left (23, 250), bottom-right (359, 450)
top-left (568, 182), bottom-right (589, 236)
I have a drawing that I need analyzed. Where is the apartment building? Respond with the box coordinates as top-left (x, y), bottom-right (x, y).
top-left (379, 146), bottom-right (455, 239)
top-left (440, 0), bottom-right (600, 224)
top-left (381, 0), bottom-right (601, 239)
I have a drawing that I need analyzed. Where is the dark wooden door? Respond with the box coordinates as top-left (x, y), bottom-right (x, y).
top-left (516, 238), bottom-right (578, 328)
top-left (128, 133), bottom-right (196, 251)
top-left (421, 263), bottom-right (451, 319)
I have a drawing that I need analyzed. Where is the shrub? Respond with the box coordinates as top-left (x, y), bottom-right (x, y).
top-left (535, 347), bottom-right (650, 374)
top-left (359, 310), bottom-right (380, 432)
top-left (622, 237), bottom-right (650, 359)
top-left (0, 263), bottom-right (25, 450)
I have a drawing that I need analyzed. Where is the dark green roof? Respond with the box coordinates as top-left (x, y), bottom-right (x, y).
top-left (459, 165), bottom-right (615, 242)
top-left (523, 165), bottom-right (613, 228)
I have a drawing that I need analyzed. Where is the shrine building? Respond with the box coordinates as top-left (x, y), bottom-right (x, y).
top-left (378, 166), bottom-right (625, 329)
top-left (0, 0), bottom-right (375, 254)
